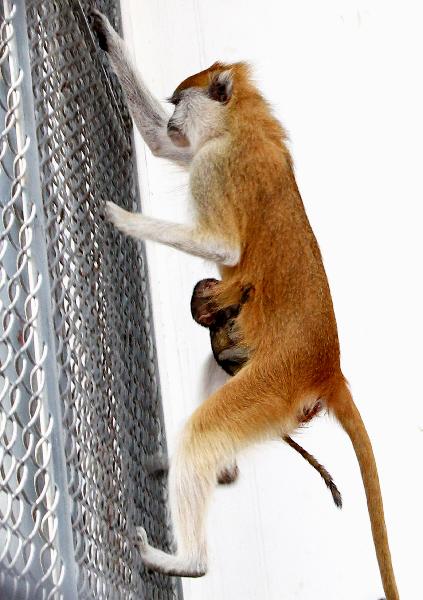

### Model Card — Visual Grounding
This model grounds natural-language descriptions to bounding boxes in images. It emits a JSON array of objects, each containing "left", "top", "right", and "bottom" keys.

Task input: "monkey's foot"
[
  {"left": 136, "top": 527, "right": 207, "bottom": 578},
  {"left": 144, "top": 453, "right": 169, "bottom": 475},
  {"left": 217, "top": 462, "right": 239, "bottom": 485}
]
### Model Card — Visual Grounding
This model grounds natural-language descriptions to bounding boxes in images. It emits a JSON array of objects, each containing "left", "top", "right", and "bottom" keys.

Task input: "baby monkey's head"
[{"left": 191, "top": 278, "right": 253, "bottom": 376}]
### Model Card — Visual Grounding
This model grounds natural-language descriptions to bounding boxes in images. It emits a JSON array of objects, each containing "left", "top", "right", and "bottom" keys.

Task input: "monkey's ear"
[{"left": 209, "top": 70, "right": 233, "bottom": 104}]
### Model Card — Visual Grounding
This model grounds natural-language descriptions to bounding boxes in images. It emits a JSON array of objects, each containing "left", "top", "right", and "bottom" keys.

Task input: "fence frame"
[{"left": 0, "top": 1, "right": 179, "bottom": 598}]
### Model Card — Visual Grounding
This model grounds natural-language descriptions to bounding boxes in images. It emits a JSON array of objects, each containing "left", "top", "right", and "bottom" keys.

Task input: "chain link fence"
[{"left": 0, "top": 1, "right": 180, "bottom": 598}]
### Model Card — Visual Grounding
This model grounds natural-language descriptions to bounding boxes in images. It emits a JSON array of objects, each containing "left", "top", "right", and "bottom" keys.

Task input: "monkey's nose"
[{"left": 167, "top": 122, "right": 179, "bottom": 134}]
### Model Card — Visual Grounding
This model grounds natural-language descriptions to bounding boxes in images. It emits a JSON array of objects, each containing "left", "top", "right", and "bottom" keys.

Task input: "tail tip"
[{"left": 328, "top": 481, "right": 343, "bottom": 509}]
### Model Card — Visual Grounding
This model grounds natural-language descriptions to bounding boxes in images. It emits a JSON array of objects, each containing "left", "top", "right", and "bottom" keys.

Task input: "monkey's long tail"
[
  {"left": 330, "top": 382, "right": 399, "bottom": 600},
  {"left": 283, "top": 435, "right": 342, "bottom": 508}
]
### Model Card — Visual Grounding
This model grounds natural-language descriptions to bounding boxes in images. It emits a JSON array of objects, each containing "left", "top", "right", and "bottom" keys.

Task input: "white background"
[{"left": 120, "top": 2, "right": 422, "bottom": 598}]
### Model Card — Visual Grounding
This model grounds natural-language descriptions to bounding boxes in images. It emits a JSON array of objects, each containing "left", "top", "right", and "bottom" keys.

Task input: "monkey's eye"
[{"left": 167, "top": 95, "right": 181, "bottom": 106}]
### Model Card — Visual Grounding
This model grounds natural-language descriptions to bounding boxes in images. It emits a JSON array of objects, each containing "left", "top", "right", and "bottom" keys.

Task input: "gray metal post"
[{"left": 1, "top": 1, "right": 79, "bottom": 598}]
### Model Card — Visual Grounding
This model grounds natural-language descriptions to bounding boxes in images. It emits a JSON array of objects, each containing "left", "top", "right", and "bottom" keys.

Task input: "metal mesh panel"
[{"left": 0, "top": 1, "right": 179, "bottom": 598}]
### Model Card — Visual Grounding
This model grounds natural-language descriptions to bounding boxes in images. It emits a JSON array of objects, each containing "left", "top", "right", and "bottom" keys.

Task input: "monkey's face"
[
  {"left": 191, "top": 278, "right": 253, "bottom": 376},
  {"left": 208, "top": 309, "right": 248, "bottom": 376},
  {"left": 167, "top": 64, "right": 234, "bottom": 151}
]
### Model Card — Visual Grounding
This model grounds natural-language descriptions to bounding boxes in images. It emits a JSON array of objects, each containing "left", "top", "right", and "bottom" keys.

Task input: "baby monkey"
[{"left": 191, "top": 278, "right": 342, "bottom": 508}]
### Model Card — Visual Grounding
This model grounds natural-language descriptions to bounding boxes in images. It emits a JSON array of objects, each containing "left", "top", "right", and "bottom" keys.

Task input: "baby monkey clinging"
[
  {"left": 191, "top": 277, "right": 342, "bottom": 507},
  {"left": 91, "top": 9, "right": 398, "bottom": 599}
]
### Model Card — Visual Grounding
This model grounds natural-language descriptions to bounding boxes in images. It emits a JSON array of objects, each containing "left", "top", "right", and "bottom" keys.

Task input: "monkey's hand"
[
  {"left": 89, "top": 8, "right": 116, "bottom": 53},
  {"left": 105, "top": 202, "right": 141, "bottom": 237},
  {"left": 105, "top": 200, "right": 188, "bottom": 249},
  {"left": 136, "top": 526, "right": 149, "bottom": 553}
]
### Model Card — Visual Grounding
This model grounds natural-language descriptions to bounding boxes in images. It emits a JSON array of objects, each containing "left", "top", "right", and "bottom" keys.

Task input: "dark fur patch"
[
  {"left": 90, "top": 10, "right": 109, "bottom": 52},
  {"left": 209, "top": 74, "right": 231, "bottom": 104},
  {"left": 217, "top": 464, "right": 239, "bottom": 485}
]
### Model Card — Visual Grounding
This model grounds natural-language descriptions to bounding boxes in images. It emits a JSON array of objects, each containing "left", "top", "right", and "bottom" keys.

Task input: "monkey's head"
[
  {"left": 190, "top": 278, "right": 253, "bottom": 328},
  {"left": 167, "top": 62, "right": 250, "bottom": 150},
  {"left": 191, "top": 278, "right": 253, "bottom": 375}
]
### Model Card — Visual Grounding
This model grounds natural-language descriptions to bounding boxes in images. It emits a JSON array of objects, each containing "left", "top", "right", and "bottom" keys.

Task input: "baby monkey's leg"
[{"left": 283, "top": 436, "right": 342, "bottom": 508}]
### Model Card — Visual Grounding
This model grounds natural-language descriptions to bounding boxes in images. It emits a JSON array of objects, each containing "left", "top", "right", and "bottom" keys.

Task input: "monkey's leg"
[
  {"left": 105, "top": 202, "right": 240, "bottom": 266},
  {"left": 137, "top": 365, "right": 291, "bottom": 577},
  {"left": 137, "top": 427, "right": 218, "bottom": 577},
  {"left": 90, "top": 9, "right": 192, "bottom": 165}
]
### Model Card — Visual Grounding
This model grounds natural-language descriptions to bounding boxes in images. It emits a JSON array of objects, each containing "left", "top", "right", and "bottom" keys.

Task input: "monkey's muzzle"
[{"left": 167, "top": 122, "right": 189, "bottom": 147}]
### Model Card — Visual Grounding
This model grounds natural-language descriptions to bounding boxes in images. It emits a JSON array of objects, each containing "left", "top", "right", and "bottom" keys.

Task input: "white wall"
[{"left": 121, "top": 2, "right": 422, "bottom": 598}]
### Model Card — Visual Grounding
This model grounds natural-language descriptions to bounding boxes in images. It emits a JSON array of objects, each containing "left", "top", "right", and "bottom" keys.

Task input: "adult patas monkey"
[{"left": 91, "top": 10, "right": 399, "bottom": 598}]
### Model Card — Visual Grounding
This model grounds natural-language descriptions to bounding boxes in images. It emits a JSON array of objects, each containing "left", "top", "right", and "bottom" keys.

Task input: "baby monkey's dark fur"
[{"left": 191, "top": 278, "right": 342, "bottom": 509}]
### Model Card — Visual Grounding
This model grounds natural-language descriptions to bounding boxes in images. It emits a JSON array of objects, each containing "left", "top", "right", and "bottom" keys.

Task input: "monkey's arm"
[
  {"left": 106, "top": 202, "right": 240, "bottom": 266},
  {"left": 90, "top": 10, "right": 193, "bottom": 166}
]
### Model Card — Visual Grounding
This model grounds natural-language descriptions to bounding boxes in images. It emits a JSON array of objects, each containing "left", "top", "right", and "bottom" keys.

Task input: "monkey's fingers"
[
  {"left": 136, "top": 526, "right": 149, "bottom": 551},
  {"left": 283, "top": 435, "right": 342, "bottom": 509},
  {"left": 89, "top": 8, "right": 112, "bottom": 52}
]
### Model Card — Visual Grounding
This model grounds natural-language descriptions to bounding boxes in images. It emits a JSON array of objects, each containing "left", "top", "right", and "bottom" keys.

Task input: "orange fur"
[
  {"left": 175, "top": 61, "right": 227, "bottom": 92},
  {"left": 179, "top": 63, "right": 399, "bottom": 598}
]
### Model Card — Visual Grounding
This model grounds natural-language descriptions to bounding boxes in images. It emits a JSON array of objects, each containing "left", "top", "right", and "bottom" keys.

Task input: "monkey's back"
[{"left": 218, "top": 131, "right": 342, "bottom": 395}]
